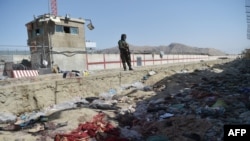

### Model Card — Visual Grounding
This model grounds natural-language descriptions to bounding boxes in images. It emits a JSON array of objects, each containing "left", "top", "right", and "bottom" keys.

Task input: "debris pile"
[
  {"left": 1, "top": 59, "right": 250, "bottom": 141},
  {"left": 54, "top": 112, "right": 129, "bottom": 141}
]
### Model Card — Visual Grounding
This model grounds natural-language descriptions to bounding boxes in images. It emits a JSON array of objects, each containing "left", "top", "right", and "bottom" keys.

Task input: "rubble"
[{"left": 1, "top": 59, "right": 250, "bottom": 140}]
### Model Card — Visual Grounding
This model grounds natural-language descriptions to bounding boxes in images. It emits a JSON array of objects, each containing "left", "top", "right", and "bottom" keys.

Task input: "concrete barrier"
[{"left": 12, "top": 70, "right": 39, "bottom": 78}]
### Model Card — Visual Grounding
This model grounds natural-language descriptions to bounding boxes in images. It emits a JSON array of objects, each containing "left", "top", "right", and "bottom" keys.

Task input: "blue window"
[
  {"left": 70, "top": 27, "right": 78, "bottom": 34},
  {"left": 55, "top": 25, "right": 78, "bottom": 34},
  {"left": 55, "top": 25, "right": 63, "bottom": 32}
]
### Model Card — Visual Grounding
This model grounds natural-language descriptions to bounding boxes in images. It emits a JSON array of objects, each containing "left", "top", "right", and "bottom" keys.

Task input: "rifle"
[{"left": 125, "top": 43, "right": 130, "bottom": 55}]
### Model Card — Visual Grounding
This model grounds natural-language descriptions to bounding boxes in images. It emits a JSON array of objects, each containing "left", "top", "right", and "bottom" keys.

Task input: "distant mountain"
[{"left": 96, "top": 43, "right": 227, "bottom": 56}]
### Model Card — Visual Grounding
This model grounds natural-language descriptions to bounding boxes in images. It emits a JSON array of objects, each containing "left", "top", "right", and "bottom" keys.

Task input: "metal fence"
[
  {"left": 0, "top": 50, "right": 30, "bottom": 55},
  {"left": 0, "top": 45, "right": 30, "bottom": 55}
]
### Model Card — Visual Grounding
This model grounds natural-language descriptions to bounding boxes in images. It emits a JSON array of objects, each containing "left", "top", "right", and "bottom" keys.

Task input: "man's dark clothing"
[{"left": 118, "top": 36, "right": 132, "bottom": 71}]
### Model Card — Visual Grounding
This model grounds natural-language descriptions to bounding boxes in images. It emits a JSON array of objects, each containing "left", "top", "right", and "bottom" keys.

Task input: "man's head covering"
[{"left": 121, "top": 34, "right": 126, "bottom": 40}]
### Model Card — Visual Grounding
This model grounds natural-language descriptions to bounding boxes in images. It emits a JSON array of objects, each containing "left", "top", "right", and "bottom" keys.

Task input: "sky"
[{"left": 0, "top": 0, "right": 249, "bottom": 54}]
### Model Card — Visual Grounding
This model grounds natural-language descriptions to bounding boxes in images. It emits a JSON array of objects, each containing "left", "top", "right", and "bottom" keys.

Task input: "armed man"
[{"left": 118, "top": 34, "right": 133, "bottom": 71}]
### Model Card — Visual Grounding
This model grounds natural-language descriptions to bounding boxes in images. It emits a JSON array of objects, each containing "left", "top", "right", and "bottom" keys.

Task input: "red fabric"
[{"left": 54, "top": 112, "right": 129, "bottom": 141}]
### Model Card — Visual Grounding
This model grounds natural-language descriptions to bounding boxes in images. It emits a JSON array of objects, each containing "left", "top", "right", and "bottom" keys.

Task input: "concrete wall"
[
  {"left": 52, "top": 47, "right": 86, "bottom": 71},
  {"left": 0, "top": 53, "right": 238, "bottom": 73},
  {"left": 30, "top": 48, "right": 50, "bottom": 69},
  {"left": 0, "top": 59, "right": 235, "bottom": 115},
  {"left": 86, "top": 54, "right": 238, "bottom": 71},
  {"left": 51, "top": 22, "right": 85, "bottom": 48}
]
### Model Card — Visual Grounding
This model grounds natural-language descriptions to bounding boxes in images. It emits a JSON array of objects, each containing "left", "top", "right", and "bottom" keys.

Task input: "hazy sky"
[{"left": 0, "top": 0, "right": 249, "bottom": 54}]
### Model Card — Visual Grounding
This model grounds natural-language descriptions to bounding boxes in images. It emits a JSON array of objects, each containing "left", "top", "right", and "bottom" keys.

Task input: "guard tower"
[{"left": 25, "top": 14, "right": 94, "bottom": 72}]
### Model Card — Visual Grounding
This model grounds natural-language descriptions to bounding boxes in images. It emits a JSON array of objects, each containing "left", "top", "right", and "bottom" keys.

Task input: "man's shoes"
[
  {"left": 124, "top": 68, "right": 127, "bottom": 71},
  {"left": 129, "top": 68, "right": 133, "bottom": 71}
]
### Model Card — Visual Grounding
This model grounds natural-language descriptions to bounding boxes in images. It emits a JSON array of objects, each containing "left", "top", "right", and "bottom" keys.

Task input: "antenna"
[
  {"left": 48, "top": 0, "right": 51, "bottom": 15},
  {"left": 246, "top": 0, "right": 250, "bottom": 39},
  {"left": 51, "top": 0, "right": 58, "bottom": 16}
]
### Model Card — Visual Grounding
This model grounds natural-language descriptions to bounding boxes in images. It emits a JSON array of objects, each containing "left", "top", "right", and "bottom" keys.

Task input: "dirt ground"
[{"left": 0, "top": 59, "right": 247, "bottom": 141}]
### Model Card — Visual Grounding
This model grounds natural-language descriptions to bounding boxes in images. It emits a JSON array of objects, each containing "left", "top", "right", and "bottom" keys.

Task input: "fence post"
[
  {"left": 153, "top": 55, "right": 154, "bottom": 65},
  {"left": 144, "top": 53, "right": 145, "bottom": 66},
  {"left": 133, "top": 54, "right": 135, "bottom": 67},
  {"left": 86, "top": 53, "right": 89, "bottom": 70},
  {"left": 167, "top": 55, "right": 168, "bottom": 64},
  {"left": 103, "top": 54, "right": 106, "bottom": 69}
]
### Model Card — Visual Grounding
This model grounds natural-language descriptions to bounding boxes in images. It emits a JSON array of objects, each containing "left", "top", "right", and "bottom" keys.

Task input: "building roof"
[{"left": 25, "top": 13, "right": 85, "bottom": 25}]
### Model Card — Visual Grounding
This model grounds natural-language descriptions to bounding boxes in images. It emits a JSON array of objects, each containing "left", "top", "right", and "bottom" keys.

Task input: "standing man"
[{"left": 118, "top": 34, "right": 133, "bottom": 71}]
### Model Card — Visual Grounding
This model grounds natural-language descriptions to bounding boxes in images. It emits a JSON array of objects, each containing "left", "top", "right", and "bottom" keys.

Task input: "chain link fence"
[{"left": 0, "top": 49, "right": 30, "bottom": 55}]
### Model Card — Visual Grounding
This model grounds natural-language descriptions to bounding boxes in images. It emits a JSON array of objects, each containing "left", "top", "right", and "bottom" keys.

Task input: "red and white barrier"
[{"left": 12, "top": 70, "right": 39, "bottom": 78}]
